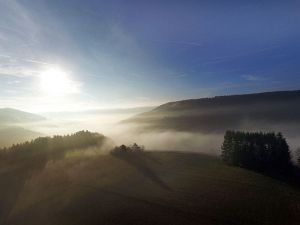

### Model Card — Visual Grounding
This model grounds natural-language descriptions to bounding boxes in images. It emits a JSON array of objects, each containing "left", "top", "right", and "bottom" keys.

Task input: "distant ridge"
[
  {"left": 123, "top": 90, "right": 300, "bottom": 134},
  {"left": 0, "top": 126, "right": 42, "bottom": 147},
  {"left": 0, "top": 108, "right": 45, "bottom": 147},
  {"left": 154, "top": 90, "right": 300, "bottom": 112},
  {"left": 0, "top": 108, "right": 45, "bottom": 124}
]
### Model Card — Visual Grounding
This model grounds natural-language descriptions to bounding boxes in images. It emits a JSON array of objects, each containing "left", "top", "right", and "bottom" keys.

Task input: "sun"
[{"left": 39, "top": 67, "right": 77, "bottom": 96}]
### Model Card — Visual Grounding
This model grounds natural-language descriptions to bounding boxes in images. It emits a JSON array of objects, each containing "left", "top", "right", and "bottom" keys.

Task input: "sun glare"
[{"left": 39, "top": 67, "right": 77, "bottom": 96}]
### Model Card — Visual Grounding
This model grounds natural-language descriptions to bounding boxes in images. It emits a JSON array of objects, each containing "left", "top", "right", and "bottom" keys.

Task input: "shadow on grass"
[
  {"left": 0, "top": 154, "right": 49, "bottom": 225},
  {"left": 113, "top": 152, "right": 172, "bottom": 191}
]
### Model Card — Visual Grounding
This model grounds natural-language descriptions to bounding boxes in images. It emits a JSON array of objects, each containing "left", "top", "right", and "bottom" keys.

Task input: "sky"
[{"left": 0, "top": 0, "right": 300, "bottom": 113}]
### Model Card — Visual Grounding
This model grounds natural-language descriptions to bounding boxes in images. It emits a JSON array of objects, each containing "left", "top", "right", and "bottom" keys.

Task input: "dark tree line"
[
  {"left": 0, "top": 130, "right": 108, "bottom": 161},
  {"left": 221, "top": 131, "right": 292, "bottom": 174}
]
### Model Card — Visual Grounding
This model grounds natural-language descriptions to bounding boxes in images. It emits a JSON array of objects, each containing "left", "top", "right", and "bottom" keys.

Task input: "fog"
[
  {"left": 10, "top": 115, "right": 300, "bottom": 159},
  {"left": 110, "top": 123, "right": 300, "bottom": 160},
  {"left": 2, "top": 106, "right": 300, "bottom": 160}
]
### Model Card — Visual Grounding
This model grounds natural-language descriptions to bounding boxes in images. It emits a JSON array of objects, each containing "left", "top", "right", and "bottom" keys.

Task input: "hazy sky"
[{"left": 1, "top": 0, "right": 300, "bottom": 112}]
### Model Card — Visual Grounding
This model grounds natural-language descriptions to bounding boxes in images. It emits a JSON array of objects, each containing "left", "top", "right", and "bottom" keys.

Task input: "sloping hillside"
[
  {"left": 0, "top": 126, "right": 41, "bottom": 147},
  {"left": 123, "top": 90, "right": 300, "bottom": 134},
  {"left": 0, "top": 108, "right": 46, "bottom": 147},
  {"left": 0, "top": 108, "right": 45, "bottom": 124},
  {"left": 1, "top": 150, "right": 300, "bottom": 225}
]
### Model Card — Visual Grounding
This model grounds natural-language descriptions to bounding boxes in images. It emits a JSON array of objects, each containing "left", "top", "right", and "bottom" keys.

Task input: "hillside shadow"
[
  {"left": 0, "top": 154, "right": 49, "bottom": 225},
  {"left": 113, "top": 153, "right": 171, "bottom": 191}
]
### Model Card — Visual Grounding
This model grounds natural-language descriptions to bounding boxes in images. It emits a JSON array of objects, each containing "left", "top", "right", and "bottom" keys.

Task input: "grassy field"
[{"left": 1, "top": 150, "right": 300, "bottom": 225}]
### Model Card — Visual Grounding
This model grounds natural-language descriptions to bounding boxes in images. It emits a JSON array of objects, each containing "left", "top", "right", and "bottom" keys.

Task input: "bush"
[{"left": 111, "top": 143, "right": 145, "bottom": 155}]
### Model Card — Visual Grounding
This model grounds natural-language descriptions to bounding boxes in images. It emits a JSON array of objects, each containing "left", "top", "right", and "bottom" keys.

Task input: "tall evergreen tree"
[{"left": 221, "top": 131, "right": 234, "bottom": 163}]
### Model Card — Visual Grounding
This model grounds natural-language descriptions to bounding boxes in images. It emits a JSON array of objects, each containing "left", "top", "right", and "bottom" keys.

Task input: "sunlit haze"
[
  {"left": 1, "top": 0, "right": 300, "bottom": 113},
  {"left": 1, "top": 2, "right": 300, "bottom": 224},
  {"left": 39, "top": 67, "right": 79, "bottom": 96}
]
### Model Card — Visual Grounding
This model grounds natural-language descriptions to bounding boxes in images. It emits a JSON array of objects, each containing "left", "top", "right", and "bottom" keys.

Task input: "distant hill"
[
  {"left": 42, "top": 106, "right": 154, "bottom": 121},
  {"left": 0, "top": 108, "right": 45, "bottom": 124},
  {"left": 0, "top": 108, "right": 45, "bottom": 147},
  {"left": 123, "top": 90, "right": 300, "bottom": 134},
  {"left": 1, "top": 151, "right": 300, "bottom": 225},
  {"left": 0, "top": 126, "right": 42, "bottom": 147}
]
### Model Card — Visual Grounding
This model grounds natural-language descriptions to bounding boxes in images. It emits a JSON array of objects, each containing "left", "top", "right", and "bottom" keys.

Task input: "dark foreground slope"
[
  {"left": 2, "top": 151, "right": 300, "bottom": 225},
  {"left": 123, "top": 90, "right": 300, "bottom": 134}
]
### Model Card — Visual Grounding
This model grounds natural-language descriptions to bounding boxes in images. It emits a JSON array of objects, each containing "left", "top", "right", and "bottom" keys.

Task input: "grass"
[{"left": 1, "top": 150, "right": 300, "bottom": 225}]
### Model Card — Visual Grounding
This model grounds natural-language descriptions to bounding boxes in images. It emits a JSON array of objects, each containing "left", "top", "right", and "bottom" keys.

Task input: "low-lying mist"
[
  {"left": 2, "top": 108, "right": 300, "bottom": 160},
  {"left": 108, "top": 124, "right": 223, "bottom": 155},
  {"left": 109, "top": 123, "right": 300, "bottom": 158}
]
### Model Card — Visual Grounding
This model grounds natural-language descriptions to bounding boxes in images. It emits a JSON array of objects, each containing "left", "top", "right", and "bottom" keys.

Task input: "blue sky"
[{"left": 0, "top": 0, "right": 300, "bottom": 112}]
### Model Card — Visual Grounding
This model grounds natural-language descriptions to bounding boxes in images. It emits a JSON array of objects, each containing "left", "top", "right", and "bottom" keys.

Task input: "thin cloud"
[
  {"left": 152, "top": 40, "right": 203, "bottom": 47},
  {"left": 0, "top": 57, "right": 42, "bottom": 78},
  {"left": 23, "top": 59, "right": 54, "bottom": 66},
  {"left": 198, "top": 45, "right": 281, "bottom": 65},
  {"left": 242, "top": 75, "right": 267, "bottom": 81}
]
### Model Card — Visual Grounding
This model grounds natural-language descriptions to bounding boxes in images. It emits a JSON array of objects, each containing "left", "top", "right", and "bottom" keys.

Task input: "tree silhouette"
[
  {"left": 221, "top": 131, "right": 292, "bottom": 175},
  {"left": 111, "top": 143, "right": 145, "bottom": 155}
]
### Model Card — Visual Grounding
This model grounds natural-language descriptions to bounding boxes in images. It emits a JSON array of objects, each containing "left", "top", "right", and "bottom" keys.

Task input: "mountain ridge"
[
  {"left": 123, "top": 90, "right": 300, "bottom": 135},
  {"left": 0, "top": 108, "right": 45, "bottom": 124},
  {"left": 153, "top": 90, "right": 300, "bottom": 112}
]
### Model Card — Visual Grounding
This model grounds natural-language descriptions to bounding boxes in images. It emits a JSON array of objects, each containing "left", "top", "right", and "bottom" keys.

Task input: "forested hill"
[
  {"left": 154, "top": 90, "right": 300, "bottom": 112},
  {"left": 123, "top": 90, "right": 300, "bottom": 134}
]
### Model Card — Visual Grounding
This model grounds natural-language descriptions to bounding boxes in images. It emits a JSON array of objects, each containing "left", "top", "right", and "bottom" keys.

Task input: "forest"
[{"left": 221, "top": 131, "right": 293, "bottom": 177}]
